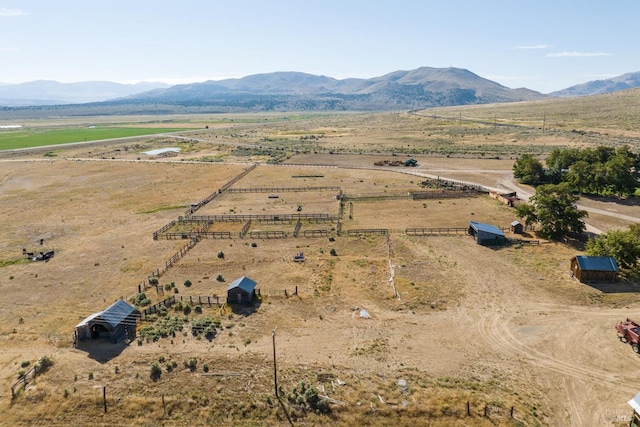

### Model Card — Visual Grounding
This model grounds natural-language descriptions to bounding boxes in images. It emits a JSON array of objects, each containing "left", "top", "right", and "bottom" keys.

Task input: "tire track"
[{"left": 477, "top": 309, "right": 637, "bottom": 395}]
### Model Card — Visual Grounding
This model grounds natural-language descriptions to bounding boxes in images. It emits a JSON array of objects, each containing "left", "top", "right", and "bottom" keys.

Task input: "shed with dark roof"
[
  {"left": 570, "top": 255, "right": 619, "bottom": 283},
  {"left": 468, "top": 221, "right": 506, "bottom": 246},
  {"left": 227, "top": 276, "right": 257, "bottom": 305},
  {"left": 74, "top": 299, "right": 139, "bottom": 343}
]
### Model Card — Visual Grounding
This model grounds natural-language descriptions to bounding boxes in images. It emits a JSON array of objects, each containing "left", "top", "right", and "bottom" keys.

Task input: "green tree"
[
  {"left": 605, "top": 154, "right": 637, "bottom": 196},
  {"left": 585, "top": 229, "right": 640, "bottom": 269},
  {"left": 515, "top": 203, "right": 537, "bottom": 231},
  {"left": 565, "top": 160, "right": 591, "bottom": 194},
  {"left": 513, "top": 154, "right": 545, "bottom": 185},
  {"left": 529, "top": 183, "right": 588, "bottom": 240},
  {"left": 545, "top": 148, "right": 579, "bottom": 183}
]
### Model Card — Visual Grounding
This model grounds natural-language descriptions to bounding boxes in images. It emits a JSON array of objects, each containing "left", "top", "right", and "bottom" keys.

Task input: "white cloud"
[
  {"left": 0, "top": 7, "right": 28, "bottom": 16},
  {"left": 546, "top": 51, "right": 612, "bottom": 58},
  {"left": 0, "top": 47, "right": 18, "bottom": 52},
  {"left": 514, "top": 44, "right": 549, "bottom": 50}
]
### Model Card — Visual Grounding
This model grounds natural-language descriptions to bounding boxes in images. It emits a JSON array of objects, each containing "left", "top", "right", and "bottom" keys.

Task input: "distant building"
[
  {"left": 227, "top": 276, "right": 257, "bottom": 305},
  {"left": 510, "top": 220, "right": 524, "bottom": 234},
  {"left": 468, "top": 221, "right": 506, "bottom": 246},
  {"left": 74, "top": 299, "right": 139, "bottom": 343},
  {"left": 570, "top": 256, "right": 619, "bottom": 283}
]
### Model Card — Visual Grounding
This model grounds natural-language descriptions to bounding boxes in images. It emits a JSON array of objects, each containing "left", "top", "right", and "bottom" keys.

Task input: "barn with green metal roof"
[
  {"left": 74, "top": 299, "right": 139, "bottom": 343},
  {"left": 227, "top": 276, "right": 258, "bottom": 305},
  {"left": 570, "top": 255, "right": 619, "bottom": 283},
  {"left": 468, "top": 221, "right": 507, "bottom": 246}
]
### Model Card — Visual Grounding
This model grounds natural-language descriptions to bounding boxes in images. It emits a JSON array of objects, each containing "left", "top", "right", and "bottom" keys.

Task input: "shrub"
[
  {"left": 20, "top": 360, "right": 30, "bottom": 369},
  {"left": 37, "top": 356, "right": 54, "bottom": 373},
  {"left": 329, "top": 248, "right": 337, "bottom": 256},
  {"left": 149, "top": 277, "right": 159, "bottom": 285},
  {"left": 251, "top": 242, "right": 257, "bottom": 248},
  {"left": 217, "top": 251, "right": 225, "bottom": 259},
  {"left": 131, "top": 292, "right": 151, "bottom": 307},
  {"left": 150, "top": 362, "right": 162, "bottom": 380},
  {"left": 187, "top": 358, "right": 197, "bottom": 372},
  {"left": 216, "top": 274, "right": 225, "bottom": 282},
  {"left": 184, "top": 279, "right": 192, "bottom": 287}
]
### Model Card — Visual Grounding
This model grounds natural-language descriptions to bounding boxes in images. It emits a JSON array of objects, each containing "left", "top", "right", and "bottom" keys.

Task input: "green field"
[{"left": 0, "top": 126, "right": 189, "bottom": 150}]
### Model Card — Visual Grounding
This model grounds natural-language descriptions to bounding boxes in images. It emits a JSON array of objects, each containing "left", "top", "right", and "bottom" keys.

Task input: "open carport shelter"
[
  {"left": 570, "top": 255, "right": 619, "bottom": 283},
  {"left": 74, "top": 299, "right": 139, "bottom": 343},
  {"left": 227, "top": 276, "right": 257, "bottom": 305},
  {"left": 468, "top": 221, "right": 506, "bottom": 246}
]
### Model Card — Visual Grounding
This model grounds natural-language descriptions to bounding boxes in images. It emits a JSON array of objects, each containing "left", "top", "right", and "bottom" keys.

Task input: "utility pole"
[
  {"left": 542, "top": 112, "right": 546, "bottom": 133},
  {"left": 272, "top": 327, "right": 278, "bottom": 398}
]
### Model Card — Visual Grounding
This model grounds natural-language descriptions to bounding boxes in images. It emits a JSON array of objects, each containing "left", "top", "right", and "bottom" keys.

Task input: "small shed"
[
  {"left": 75, "top": 299, "right": 139, "bottom": 343},
  {"left": 628, "top": 392, "right": 640, "bottom": 426},
  {"left": 227, "top": 276, "right": 257, "bottom": 305},
  {"left": 510, "top": 220, "right": 524, "bottom": 234},
  {"left": 468, "top": 221, "right": 506, "bottom": 246},
  {"left": 570, "top": 255, "right": 619, "bottom": 283}
]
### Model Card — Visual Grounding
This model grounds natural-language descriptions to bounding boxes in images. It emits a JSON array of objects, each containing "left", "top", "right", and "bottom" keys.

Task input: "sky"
[{"left": 1, "top": 1, "right": 640, "bottom": 94}]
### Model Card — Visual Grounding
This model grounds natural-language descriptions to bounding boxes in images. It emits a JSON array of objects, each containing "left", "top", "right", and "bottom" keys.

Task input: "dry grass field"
[{"left": 2, "top": 104, "right": 640, "bottom": 426}]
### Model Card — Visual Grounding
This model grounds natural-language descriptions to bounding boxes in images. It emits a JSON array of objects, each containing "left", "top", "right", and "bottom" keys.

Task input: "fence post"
[
  {"left": 467, "top": 401, "right": 470, "bottom": 416},
  {"left": 103, "top": 386, "right": 107, "bottom": 413},
  {"left": 484, "top": 404, "right": 488, "bottom": 417},
  {"left": 510, "top": 406, "right": 514, "bottom": 418}
]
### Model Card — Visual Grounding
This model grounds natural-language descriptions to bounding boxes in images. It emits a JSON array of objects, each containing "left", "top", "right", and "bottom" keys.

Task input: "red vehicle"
[{"left": 616, "top": 318, "right": 640, "bottom": 354}]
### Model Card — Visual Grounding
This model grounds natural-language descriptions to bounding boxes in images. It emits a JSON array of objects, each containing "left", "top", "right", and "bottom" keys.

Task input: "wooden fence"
[
  {"left": 342, "top": 192, "right": 409, "bottom": 202},
  {"left": 140, "top": 296, "right": 177, "bottom": 320},
  {"left": 347, "top": 229, "right": 389, "bottom": 236},
  {"left": 249, "top": 230, "right": 287, "bottom": 239},
  {"left": 228, "top": 186, "right": 340, "bottom": 193},
  {"left": 165, "top": 231, "right": 232, "bottom": 240},
  {"left": 219, "top": 163, "right": 257, "bottom": 193},
  {"left": 303, "top": 229, "right": 328, "bottom": 237},
  {"left": 153, "top": 220, "right": 177, "bottom": 240},
  {"left": 184, "top": 163, "right": 257, "bottom": 216},
  {"left": 293, "top": 219, "right": 302, "bottom": 237},
  {"left": 419, "top": 177, "right": 489, "bottom": 193},
  {"left": 409, "top": 190, "right": 483, "bottom": 200},
  {"left": 191, "top": 213, "right": 337, "bottom": 222},
  {"left": 239, "top": 220, "right": 251, "bottom": 238},
  {"left": 177, "top": 295, "right": 222, "bottom": 307},
  {"left": 406, "top": 227, "right": 469, "bottom": 236},
  {"left": 11, "top": 364, "right": 40, "bottom": 399},
  {"left": 507, "top": 238, "right": 540, "bottom": 245}
]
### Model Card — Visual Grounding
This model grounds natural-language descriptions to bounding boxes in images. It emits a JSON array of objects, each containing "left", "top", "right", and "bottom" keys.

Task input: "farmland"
[
  {"left": 0, "top": 126, "right": 192, "bottom": 150},
  {"left": 1, "top": 97, "right": 640, "bottom": 426}
]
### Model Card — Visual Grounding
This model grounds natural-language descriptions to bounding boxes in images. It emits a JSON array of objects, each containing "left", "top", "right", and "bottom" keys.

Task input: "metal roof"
[
  {"left": 76, "top": 299, "right": 136, "bottom": 328},
  {"left": 574, "top": 255, "right": 619, "bottom": 272},
  {"left": 469, "top": 221, "right": 505, "bottom": 237},
  {"left": 629, "top": 392, "right": 640, "bottom": 413},
  {"left": 227, "top": 276, "right": 257, "bottom": 293}
]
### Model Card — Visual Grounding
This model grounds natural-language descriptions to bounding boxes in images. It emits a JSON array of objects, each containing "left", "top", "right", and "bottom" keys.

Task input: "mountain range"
[
  {"left": 0, "top": 80, "right": 169, "bottom": 106},
  {"left": 1, "top": 67, "right": 640, "bottom": 111}
]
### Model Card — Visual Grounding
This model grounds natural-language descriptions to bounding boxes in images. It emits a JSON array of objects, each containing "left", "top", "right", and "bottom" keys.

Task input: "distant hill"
[
  {"left": 0, "top": 80, "right": 170, "bottom": 106},
  {"left": 117, "top": 67, "right": 549, "bottom": 111},
  {"left": 550, "top": 71, "right": 640, "bottom": 97}
]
